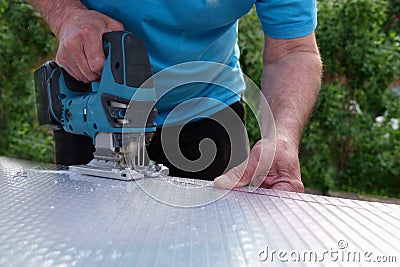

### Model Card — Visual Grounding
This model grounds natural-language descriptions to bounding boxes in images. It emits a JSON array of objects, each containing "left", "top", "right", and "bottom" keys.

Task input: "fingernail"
[{"left": 214, "top": 175, "right": 235, "bottom": 189}]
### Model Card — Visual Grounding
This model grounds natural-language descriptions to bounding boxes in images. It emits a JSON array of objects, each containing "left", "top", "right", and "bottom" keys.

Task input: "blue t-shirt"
[{"left": 81, "top": 0, "right": 317, "bottom": 126}]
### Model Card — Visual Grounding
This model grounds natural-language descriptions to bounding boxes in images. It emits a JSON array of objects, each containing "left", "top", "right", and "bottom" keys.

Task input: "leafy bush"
[
  {"left": 301, "top": 0, "right": 400, "bottom": 196},
  {"left": 301, "top": 84, "right": 400, "bottom": 196},
  {"left": 238, "top": 8, "right": 263, "bottom": 147},
  {"left": 238, "top": 8, "right": 264, "bottom": 87},
  {"left": 0, "top": 1, "right": 55, "bottom": 162}
]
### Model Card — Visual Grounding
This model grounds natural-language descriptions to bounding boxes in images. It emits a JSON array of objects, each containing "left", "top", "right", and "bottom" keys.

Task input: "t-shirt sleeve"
[{"left": 255, "top": 0, "right": 317, "bottom": 39}]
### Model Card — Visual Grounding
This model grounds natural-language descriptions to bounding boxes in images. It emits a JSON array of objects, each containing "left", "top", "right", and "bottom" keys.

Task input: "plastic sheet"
[{"left": 0, "top": 156, "right": 399, "bottom": 266}]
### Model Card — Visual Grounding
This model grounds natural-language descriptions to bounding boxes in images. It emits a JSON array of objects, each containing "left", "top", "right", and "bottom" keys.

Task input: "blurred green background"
[{"left": 1, "top": 0, "right": 399, "bottom": 197}]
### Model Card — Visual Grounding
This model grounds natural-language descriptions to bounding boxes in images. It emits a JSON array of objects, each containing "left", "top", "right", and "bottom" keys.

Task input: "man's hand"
[
  {"left": 55, "top": 10, "right": 124, "bottom": 83},
  {"left": 214, "top": 33, "right": 322, "bottom": 192},
  {"left": 27, "top": 0, "right": 124, "bottom": 83},
  {"left": 214, "top": 137, "right": 304, "bottom": 192}
]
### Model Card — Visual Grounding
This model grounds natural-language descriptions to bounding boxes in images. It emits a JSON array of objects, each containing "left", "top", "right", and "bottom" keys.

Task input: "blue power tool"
[{"left": 34, "top": 31, "right": 166, "bottom": 180}]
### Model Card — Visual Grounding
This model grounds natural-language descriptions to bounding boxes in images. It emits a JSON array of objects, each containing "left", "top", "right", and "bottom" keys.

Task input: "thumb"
[
  {"left": 214, "top": 139, "right": 274, "bottom": 190},
  {"left": 213, "top": 158, "right": 254, "bottom": 190}
]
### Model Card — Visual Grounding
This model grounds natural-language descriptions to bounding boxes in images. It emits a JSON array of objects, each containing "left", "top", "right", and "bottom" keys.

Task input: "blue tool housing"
[{"left": 35, "top": 31, "right": 157, "bottom": 146}]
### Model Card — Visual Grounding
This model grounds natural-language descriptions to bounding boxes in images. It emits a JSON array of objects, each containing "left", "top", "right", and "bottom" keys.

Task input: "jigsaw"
[{"left": 34, "top": 31, "right": 168, "bottom": 180}]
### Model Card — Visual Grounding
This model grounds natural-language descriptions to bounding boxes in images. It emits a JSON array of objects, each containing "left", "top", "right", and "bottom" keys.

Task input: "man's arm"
[
  {"left": 27, "top": 0, "right": 124, "bottom": 82},
  {"left": 259, "top": 33, "right": 322, "bottom": 191},
  {"left": 214, "top": 33, "right": 322, "bottom": 192},
  {"left": 27, "top": 1, "right": 87, "bottom": 37},
  {"left": 262, "top": 33, "right": 321, "bottom": 149}
]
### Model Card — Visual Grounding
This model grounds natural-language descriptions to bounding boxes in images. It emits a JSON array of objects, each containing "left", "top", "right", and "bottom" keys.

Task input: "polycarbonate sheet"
[{"left": 0, "top": 156, "right": 399, "bottom": 266}]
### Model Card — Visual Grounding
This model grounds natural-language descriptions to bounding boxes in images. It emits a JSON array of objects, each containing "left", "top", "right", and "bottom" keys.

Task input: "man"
[{"left": 28, "top": 0, "right": 322, "bottom": 192}]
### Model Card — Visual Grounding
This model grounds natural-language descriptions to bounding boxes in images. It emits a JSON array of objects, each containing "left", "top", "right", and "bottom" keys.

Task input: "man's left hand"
[{"left": 213, "top": 137, "right": 304, "bottom": 193}]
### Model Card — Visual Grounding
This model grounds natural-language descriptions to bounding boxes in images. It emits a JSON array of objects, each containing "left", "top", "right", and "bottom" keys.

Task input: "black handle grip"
[{"left": 102, "top": 31, "right": 153, "bottom": 88}]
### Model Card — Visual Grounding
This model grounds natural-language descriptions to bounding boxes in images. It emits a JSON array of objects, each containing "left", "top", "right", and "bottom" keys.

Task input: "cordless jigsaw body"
[{"left": 34, "top": 31, "right": 167, "bottom": 180}]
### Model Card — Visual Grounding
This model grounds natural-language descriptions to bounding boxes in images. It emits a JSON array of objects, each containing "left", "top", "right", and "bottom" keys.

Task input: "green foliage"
[
  {"left": 317, "top": 0, "right": 400, "bottom": 113},
  {"left": 238, "top": 8, "right": 264, "bottom": 88},
  {"left": 301, "top": 84, "right": 400, "bottom": 196},
  {"left": 301, "top": 0, "right": 400, "bottom": 196},
  {"left": 345, "top": 99, "right": 400, "bottom": 196},
  {"left": 383, "top": 0, "right": 400, "bottom": 36},
  {"left": 0, "top": 0, "right": 55, "bottom": 162},
  {"left": 300, "top": 84, "right": 346, "bottom": 194},
  {"left": 239, "top": 8, "right": 263, "bottom": 147}
]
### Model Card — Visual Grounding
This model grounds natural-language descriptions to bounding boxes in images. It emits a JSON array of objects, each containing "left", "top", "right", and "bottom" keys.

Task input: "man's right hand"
[{"left": 55, "top": 9, "right": 124, "bottom": 83}]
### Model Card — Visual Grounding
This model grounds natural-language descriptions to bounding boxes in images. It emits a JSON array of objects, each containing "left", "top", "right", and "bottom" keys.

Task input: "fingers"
[
  {"left": 214, "top": 139, "right": 274, "bottom": 190},
  {"left": 57, "top": 37, "right": 101, "bottom": 83},
  {"left": 214, "top": 138, "right": 304, "bottom": 193},
  {"left": 83, "top": 41, "right": 105, "bottom": 78},
  {"left": 83, "top": 19, "right": 124, "bottom": 77},
  {"left": 55, "top": 10, "right": 124, "bottom": 82},
  {"left": 261, "top": 141, "right": 303, "bottom": 192},
  {"left": 213, "top": 159, "right": 253, "bottom": 189}
]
